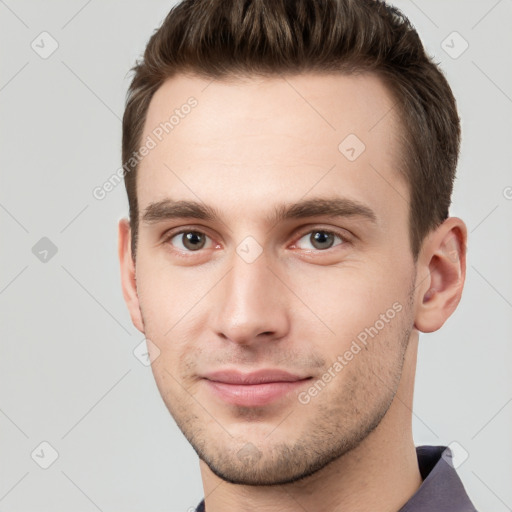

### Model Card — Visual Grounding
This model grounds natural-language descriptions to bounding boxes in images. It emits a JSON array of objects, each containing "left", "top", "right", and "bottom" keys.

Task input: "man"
[{"left": 118, "top": 0, "right": 478, "bottom": 510}]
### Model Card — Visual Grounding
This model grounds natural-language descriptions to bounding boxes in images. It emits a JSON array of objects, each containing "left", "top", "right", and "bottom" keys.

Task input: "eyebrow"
[{"left": 141, "top": 197, "right": 377, "bottom": 226}]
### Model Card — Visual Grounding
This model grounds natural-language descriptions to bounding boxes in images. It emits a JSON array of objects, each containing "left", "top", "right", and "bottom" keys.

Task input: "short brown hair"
[{"left": 122, "top": 0, "right": 461, "bottom": 261}]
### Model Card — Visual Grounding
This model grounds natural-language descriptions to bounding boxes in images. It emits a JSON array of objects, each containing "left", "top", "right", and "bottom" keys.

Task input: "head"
[{"left": 119, "top": 0, "right": 466, "bottom": 486}]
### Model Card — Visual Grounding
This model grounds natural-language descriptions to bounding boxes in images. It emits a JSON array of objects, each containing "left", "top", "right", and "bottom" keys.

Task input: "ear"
[
  {"left": 118, "top": 218, "right": 145, "bottom": 333},
  {"left": 413, "top": 217, "right": 467, "bottom": 333}
]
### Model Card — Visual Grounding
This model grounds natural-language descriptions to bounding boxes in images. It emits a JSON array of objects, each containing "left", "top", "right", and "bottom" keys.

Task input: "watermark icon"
[
  {"left": 298, "top": 301, "right": 403, "bottom": 405},
  {"left": 442, "top": 441, "right": 469, "bottom": 469},
  {"left": 133, "top": 338, "right": 161, "bottom": 366},
  {"left": 32, "top": 237, "right": 58, "bottom": 263},
  {"left": 237, "top": 442, "right": 262, "bottom": 464},
  {"left": 338, "top": 133, "right": 366, "bottom": 162},
  {"left": 441, "top": 31, "right": 469, "bottom": 60},
  {"left": 31, "top": 441, "right": 59, "bottom": 469},
  {"left": 31, "top": 31, "right": 59, "bottom": 59},
  {"left": 92, "top": 96, "right": 198, "bottom": 200},
  {"left": 503, "top": 186, "right": 512, "bottom": 200},
  {"left": 236, "top": 236, "right": 263, "bottom": 263}
]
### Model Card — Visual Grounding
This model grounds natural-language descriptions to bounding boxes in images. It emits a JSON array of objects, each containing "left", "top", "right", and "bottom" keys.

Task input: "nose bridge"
[{"left": 212, "top": 246, "right": 289, "bottom": 344}]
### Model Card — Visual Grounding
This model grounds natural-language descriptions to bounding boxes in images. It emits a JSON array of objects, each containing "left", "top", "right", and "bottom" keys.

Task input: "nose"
[{"left": 211, "top": 250, "right": 290, "bottom": 347}]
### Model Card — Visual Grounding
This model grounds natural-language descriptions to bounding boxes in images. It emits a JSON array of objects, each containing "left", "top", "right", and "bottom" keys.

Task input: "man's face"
[{"left": 125, "top": 72, "right": 418, "bottom": 485}]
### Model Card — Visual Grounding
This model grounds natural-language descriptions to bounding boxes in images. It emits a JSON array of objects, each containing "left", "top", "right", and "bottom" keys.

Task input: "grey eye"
[{"left": 296, "top": 230, "right": 343, "bottom": 250}]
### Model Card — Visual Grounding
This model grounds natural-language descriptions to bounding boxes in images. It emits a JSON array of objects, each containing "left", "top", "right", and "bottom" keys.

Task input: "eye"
[
  {"left": 166, "top": 230, "right": 214, "bottom": 252},
  {"left": 294, "top": 229, "right": 346, "bottom": 251}
]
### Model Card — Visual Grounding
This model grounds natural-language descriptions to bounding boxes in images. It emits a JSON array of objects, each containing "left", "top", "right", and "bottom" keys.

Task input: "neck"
[{"left": 199, "top": 332, "right": 422, "bottom": 512}]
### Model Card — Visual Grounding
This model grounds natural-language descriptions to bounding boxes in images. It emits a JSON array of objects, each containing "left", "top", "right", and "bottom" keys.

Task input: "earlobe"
[
  {"left": 118, "top": 218, "right": 145, "bottom": 333},
  {"left": 414, "top": 217, "right": 467, "bottom": 333}
]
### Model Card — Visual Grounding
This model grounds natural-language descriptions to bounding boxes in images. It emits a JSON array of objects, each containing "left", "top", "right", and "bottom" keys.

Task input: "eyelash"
[{"left": 162, "top": 226, "right": 351, "bottom": 255}]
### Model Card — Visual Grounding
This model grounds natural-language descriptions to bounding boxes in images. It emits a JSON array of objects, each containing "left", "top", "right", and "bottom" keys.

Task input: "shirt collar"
[{"left": 397, "top": 445, "right": 478, "bottom": 511}]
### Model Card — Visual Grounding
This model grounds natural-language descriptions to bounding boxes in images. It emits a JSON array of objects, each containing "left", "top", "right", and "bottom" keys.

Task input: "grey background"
[{"left": 1, "top": 1, "right": 511, "bottom": 511}]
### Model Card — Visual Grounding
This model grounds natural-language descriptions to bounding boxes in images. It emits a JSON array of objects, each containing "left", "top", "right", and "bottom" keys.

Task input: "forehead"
[{"left": 137, "top": 72, "right": 408, "bottom": 228}]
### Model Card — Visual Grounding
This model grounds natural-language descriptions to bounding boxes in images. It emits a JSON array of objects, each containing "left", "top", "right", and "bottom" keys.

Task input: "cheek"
[
  {"left": 135, "top": 254, "right": 210, "bottom": 334},
  {"left": 288, "top": 262, "right": 406, "bottom": 340}
]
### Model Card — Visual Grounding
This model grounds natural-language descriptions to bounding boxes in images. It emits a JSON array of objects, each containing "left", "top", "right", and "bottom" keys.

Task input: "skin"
[{"left": 118, "top": 72, "right": 467, "bottom": 512}]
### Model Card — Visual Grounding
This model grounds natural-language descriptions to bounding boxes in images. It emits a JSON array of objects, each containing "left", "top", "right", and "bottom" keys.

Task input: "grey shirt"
[{"left": 194, "top": 445, "right": 478, "bottom": 511}]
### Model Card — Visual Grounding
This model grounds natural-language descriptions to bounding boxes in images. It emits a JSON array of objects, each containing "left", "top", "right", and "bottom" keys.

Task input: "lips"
[{"left": 201, "top": 369, "right": 311, "bottom": 406}]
